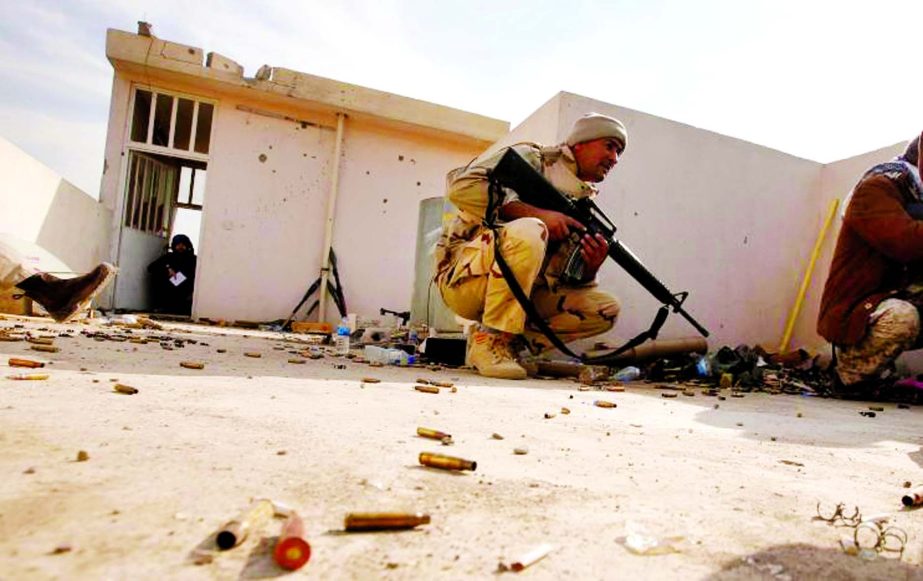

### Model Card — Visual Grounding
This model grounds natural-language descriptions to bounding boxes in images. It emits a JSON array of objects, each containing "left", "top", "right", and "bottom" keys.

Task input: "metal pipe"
[{"left": 318, "top": 113, "right": 346, "bottom": 322}]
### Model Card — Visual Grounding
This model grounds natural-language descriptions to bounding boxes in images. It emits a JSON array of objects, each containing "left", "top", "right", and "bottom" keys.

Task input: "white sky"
[{"left": 2, "top": 0, "right": 923, "bottom": 196}]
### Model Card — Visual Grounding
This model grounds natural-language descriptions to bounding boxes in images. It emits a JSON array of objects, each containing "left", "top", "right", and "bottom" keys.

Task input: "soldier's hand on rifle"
[
  {"left": 580, "top": 232, "right": 609, "bottom": 275},
  {"left": 537, "top": 209, "right": 585, "bottom": 242}
]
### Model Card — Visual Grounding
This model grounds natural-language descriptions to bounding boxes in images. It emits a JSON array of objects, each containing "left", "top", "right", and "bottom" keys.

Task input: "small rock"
[
  {"left": 736, "top": 422, "right": 743, "bottom": 427},
  {"left": 277, "top": 450, "right": 287, "bottom": 455},
  {"left": 23, "top": 466, "right": 35, "bottom": 474},
  {"left": 797, "top": 412, "right": 803, "bottom": 418},
  {"left": 76, "top": 450, "right": 89, "bottom": 462},
  {"left": 904, "top": 481, "right": 912, "bottom": 488}
]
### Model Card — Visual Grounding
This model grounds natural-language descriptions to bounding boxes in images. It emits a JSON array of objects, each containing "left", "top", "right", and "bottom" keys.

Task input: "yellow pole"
[{"left": 778, "top": 198, "right": 840, "bottom": 354}]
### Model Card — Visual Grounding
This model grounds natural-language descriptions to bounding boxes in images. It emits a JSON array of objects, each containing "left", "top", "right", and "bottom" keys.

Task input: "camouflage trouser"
[
  {"left": 835, "top": 298, "right": 921, "bottom": 385},
  {"left": 438, "top": 218, "right": 620, "bottom": 352}
]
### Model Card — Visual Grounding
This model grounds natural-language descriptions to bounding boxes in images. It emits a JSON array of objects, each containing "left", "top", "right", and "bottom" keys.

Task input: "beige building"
[{"left": 0, "top": 26, "right": 913, "bottom": 358}]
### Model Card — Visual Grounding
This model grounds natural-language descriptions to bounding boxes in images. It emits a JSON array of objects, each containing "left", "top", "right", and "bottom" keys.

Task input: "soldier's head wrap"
[{"left": 565, "top": 113, "right": 627, "bottom": 153}]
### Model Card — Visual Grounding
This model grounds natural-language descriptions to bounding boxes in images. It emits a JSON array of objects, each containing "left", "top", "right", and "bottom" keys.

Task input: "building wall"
[
  {"left": 0, "top": 136, "right": 111, "bottom": 273},
  {"left": 174, "top": 93, "right": 484, "bottom": 322}
]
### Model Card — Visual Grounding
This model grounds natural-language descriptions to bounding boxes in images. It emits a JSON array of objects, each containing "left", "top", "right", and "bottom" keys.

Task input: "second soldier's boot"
[
  {"left": 466, "top": 328, "right": 527, "bottom": 380},
  {"left": 14, "top": 263, "right": 117, "bottom": 322}
]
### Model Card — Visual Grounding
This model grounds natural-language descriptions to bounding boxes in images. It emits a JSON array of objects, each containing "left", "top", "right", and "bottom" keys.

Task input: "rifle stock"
[{"left": 490, "top": 148, "right": 709, "bottom": 338}]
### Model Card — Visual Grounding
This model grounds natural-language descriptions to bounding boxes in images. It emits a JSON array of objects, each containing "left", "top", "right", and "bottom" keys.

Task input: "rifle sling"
[{"left": 486, "top": 177, "right": 668, "bottom": 364}]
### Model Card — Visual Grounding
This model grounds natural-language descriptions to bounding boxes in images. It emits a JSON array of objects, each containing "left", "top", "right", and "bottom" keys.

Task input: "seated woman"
[{"left": 147, "top": 234, "right": 197, "bottom": 315}]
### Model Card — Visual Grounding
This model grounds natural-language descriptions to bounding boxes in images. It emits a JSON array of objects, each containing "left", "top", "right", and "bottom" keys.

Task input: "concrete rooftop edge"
[{"left": 105, "top": 28, "right": 510, "bottom": 146}]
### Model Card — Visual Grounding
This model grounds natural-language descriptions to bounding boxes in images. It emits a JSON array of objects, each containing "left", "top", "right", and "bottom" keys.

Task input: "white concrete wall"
[
  {"left": 190, "top": 99, "right": 481, "bottom": 322},
  {"left": 0, "top": 136, "right": 110, "bottom": 273}
]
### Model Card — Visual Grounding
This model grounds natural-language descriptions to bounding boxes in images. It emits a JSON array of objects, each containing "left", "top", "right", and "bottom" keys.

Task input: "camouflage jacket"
[{"left": 434, "top": 142, "right": 598, "bottom": 291}]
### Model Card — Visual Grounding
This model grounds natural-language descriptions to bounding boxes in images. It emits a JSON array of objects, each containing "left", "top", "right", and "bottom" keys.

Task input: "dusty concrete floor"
[{"left": 1, "top": 315, "right": 923, "bottom": 580}]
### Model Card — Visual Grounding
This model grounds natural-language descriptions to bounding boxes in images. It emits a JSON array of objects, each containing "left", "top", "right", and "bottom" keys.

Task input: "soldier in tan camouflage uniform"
[{"left": 435, "top": 113, "right": 626, "bottom": 379}]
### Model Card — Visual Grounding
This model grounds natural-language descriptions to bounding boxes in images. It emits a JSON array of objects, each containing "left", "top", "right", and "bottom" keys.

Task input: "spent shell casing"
[
  {"left": 273, "top": 513, "right": 311, "bottom": 570},
  {"left": 30, "top": 345, "right": 59, "bottom": 353},
  {"left": 414, "top": 385, "right": 440, "bottom": 394},
  {"left": 180, "top": 361, "right": 205, "bottom": 369},
  {"left": 27, "top": 337, "right": 54, "bottom": 345},
  {"left": 344, "top": 512, "right": 431, "bottom": 531},
  {"left": 8, "top": 373, "right": 50, "bottom": 380},
  {"left": 419, "top": 452, "right": 476, "bottom": 471},
  {"left": 9, "top": 358, "right": 44, "bottom": 368},
  {"left": 113, "top": 384, "right": 139, "bottom": 395},
  {"left": 902, "top": 486, "right": 923, "bottom": 507},
  {"left": 594, "top": 400, "right": 617, "bottom": 408},
  {"left": 216, "top": 499, "right": 274, "bottom": 550},
  {"left": 417, "top": 427, "right": 451, "bottom": 440}
]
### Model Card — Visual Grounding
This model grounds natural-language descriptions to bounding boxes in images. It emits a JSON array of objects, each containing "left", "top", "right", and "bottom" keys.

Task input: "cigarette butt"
[
  {"left": 419, "top": 452, "right": 476, "bottom": 471},
  {"left": 510, "top": 543, "right": 554, "bottom": 571},
  {"left": 273, "top": 513, "right": 311, "bottom": 570},
  {"left": 244, "top": 352, "right": 261, "bottom": 358},
  {"left": 8, "top": 373, "right": 50, "bottom": 380},
  {"left": 9, "top": 358, "right": 44, "bottom": 368},
  {"left": 31, "top": 345, "right": 59, "bottom": 353},
  {"left": 344, "top": 512, "right": 430, "bottom": 531},
  {"left": 216, "top": 499, "right": 274, "bottom": 550},
  {"left": 902, "top": 486, "right": 923, "bottom": 507},
  {"left": 417, "top": 427, "right": 451, "bottom": 440},
  {"left": 415, "top": 385, "right": 440, "bottom": 394},
  {"left": 180, "top": 361, "right": 205, "bottom": 369},
  {"left": 113, "top": 384, "right": 139, "bottom": 395},
  {"left": 594, "top": 400, "right": 617, "bottom": 409}
]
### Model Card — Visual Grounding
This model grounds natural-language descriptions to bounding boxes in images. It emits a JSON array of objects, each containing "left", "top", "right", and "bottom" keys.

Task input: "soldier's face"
[{"left": 573, "top": 138, "right": 621, "bottom": 182}]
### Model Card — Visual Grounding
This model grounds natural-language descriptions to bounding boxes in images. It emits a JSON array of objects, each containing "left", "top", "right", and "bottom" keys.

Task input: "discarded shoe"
[
  {"left": 15, "top": 263, "right": 117, "bottom": 322},
  {"left": 467, "top": 330, "right": 527, "bottom": 380}
]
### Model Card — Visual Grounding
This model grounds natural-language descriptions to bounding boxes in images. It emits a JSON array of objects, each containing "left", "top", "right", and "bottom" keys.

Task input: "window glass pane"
[
  {"left": 152, "top": 93, "right": 173, "bottom": 147},
  {"left": 191, "top": 169, "right": 207, "bottom": 206},
  {"left": 131, "top": 90, "right": 152, "bottom": 143},
  {"left": 174, "top": 98, "right": 194, "bottom": 150},
  {"left": 178, "top": 166, "right": 193, "bottom": 205},
  {"left": 194, "top": 102, "right": 213, "bottom": 154}
]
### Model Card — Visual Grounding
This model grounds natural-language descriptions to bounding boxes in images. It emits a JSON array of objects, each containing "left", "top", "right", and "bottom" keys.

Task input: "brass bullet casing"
[
  {"left": 417, "top": 427, "right": 451, "bottom": 441},
  {"left": 113, "top": 384, "right": 139, "bottom": 395},
  {"left": 9, "top": 358, "right": 44, "bottom": 368},
  {"left": 30, "top": 345, "right": 59, "bottom": 353},
  {"left": 414, "top": 385, "right": 440, "bottom": 394},
  {"left": 8, "top": 373, "right": 50, "bottom": 380},
  {"left": 419, "top": 452, "right": 476, "bottom": 472},
  {"left": 216, "top": 499, "right": 274, "bottom": 550},
  {"left": 180, "top": 361, "right": 205, "bottom": 370},
  {"left": 244, "top": 352, "right": 262, "bottom": 358},
  {"left": 344, "top": 512, "right": 431, "bottom": 532},
  {"left": 27, "top": 337, "right": 54, "bottom": 345},
  {"left": 902, "top": 486, "right": 923, "bottom": 507},
  {"left": 431, "top": 380, "right": 454, "bottom": 388},
  {"left": 594, "top": 400, "right": 617, "bottom": 409}
]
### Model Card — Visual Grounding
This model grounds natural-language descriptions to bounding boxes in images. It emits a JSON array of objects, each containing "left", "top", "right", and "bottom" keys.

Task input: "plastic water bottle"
[
  {"left": 612, "top": 366, "right": 641, "bottom": 382},
  {"left": 694, "top": 354, "right": 712, "bottom": 377},
  {"left": 364, "top": 345, "right": 387, "bottom": 363},
  {"left": 335, "top": 323, "right": 350, "bottom": 356}
]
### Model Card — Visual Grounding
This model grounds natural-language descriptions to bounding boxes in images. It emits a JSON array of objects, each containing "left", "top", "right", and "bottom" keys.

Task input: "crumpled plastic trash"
[{"left": 617, "top": 523, "right": 684, "bottom": 555}]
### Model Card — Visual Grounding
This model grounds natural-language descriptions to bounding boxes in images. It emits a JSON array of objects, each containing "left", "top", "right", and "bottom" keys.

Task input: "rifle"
[{"left": 488, "top": 148, "right": 708, "bottom": 359}]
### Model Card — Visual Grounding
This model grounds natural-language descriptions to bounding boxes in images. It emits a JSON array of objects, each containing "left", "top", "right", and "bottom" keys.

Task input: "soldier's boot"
[
  {"left": 15, "top": 263, "right": 117, "bottom": 322},
  {"left": 466, "top": 329, "right": 528, "bottom": 380}
]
